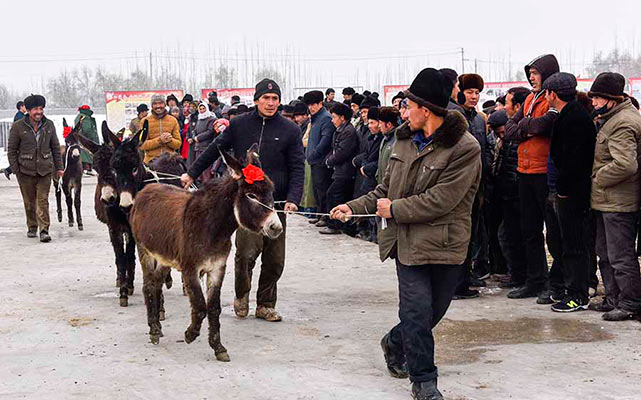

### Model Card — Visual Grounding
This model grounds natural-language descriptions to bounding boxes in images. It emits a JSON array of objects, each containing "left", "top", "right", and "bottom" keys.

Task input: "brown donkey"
[{"left": 129, "top": 145, "right": 282, "bottom": 361}]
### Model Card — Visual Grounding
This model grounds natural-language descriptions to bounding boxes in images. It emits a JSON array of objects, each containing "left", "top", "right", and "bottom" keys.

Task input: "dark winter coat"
[
  {"left": 194, "top": 115, "right": 217, "bottom": 152},
  {"left": 75, "top": 108, "right": 99, "bottom": 164},
  {"left": 377, "top": 126, "right": 399, "bottom": 184},
  {"left": 326, "top": 122, "right": 359, "bottom": 180},
  {"left": 354, "top": 133, "right": 383, "bottom": 193},
  {"left": 462, "top": 107, "right": 491, "bottom": 182},
  {"left": 493, "top": 139, "right": 520, "bottom": 198},
  {"left": 14, "top": 111, "right": 25, "bottom": 122},
  {"left": 8, "top": 116, "right": 63, "bottom": 176},
  {"left": 347, "top": 111, "right": 481, "bottom": 266},
  {"left": 549, "top": 100, "right": 596, "bottom": 205},
  {"left": 306, "top": 107, "right": 334, "bottom": 165},
  {"left": 188, "top": 110, "right": 305, "bottom": 205}
]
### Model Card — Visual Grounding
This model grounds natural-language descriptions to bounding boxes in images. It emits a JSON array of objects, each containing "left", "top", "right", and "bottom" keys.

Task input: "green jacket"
[
  {"left": 75, "top": 109, "right": 98, "bottom": 164},
  {"left": 591, "top": 99, "right": 641, "bottom": 212},
  {"left": 376, "top": 123, "right": 401, "bottom": 184},
  {"left": 347, "top": 111, "right": 481, "bottom": 266},
  {"left": 8, "top": 116, "right": 63, "bottom": 177}
]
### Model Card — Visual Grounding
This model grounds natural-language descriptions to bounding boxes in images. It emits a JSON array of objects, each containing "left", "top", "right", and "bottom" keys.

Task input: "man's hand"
[
  {"left": 160, "top": 132, "right": 171, "bottom": 143},
  {"left": 187, "top": 138, "right": 194, "bottom": 144},
  {"left": 284, "top": 202, "right": 298, "bottom": 213},
  {"left": 180, "top": 173, "right": 194, "bottom": 189},
  {"left": 376, "top": 198, "right": 392, "bottom": 219},
  {"left": 330, "top": 204, "right": 352, "bottom": 222},
  {"left": 56, "top": 170, "right": 64, "bottom": 178}
]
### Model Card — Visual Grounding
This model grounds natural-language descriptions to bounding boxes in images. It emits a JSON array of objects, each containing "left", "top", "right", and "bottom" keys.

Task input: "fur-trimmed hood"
[{"left": 396, "top": 110, "right": 469, "bottom": 148}]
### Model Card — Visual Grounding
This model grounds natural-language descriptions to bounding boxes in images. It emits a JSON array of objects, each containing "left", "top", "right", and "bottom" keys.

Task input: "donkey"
[
  {"left": 55, "top": 118, "right": 85, "bottom": 229},
  {"left": 104, "top": 120, "right": 186, "bottom": 307},
  {"left": 129, "top": 145, "right": 282, "bottom": 361}
]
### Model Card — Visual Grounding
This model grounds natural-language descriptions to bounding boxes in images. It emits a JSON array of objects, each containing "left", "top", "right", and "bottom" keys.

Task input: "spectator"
[
  {"left": 342, "top": 87, "right": 356, "bottom": 103},
  {"left": 376, "top": 106, "right": 401, "bottom": 185},
  {"left": 129, "top": 103, "right": 149, "bottom": 134},
  {"left": 170, "top": 106, "right": 183, "bottom": 131},
  {"left": 482, "top": 100, "right": 496, "bottom": 115},
  {"left": 74, "top": 105, "right": 99, "bottom": 175},
  {"left": 190, "top": 101, "right": 217, "bottom": 183},
  {"left": 542, "top": 72, "right": 597, "bottom": 312},
  {"left": 208, "top": 94, "right": 223, "bottom": 118},
  {"left": 293, "top": 102, "right": 315, "bottom": 214},
  {"left": 504, "top": 54, "right": 560, "bottom": 303},
  {"left": 353, "top": 96, "right": 378, "bottom": 200},
  {"left": 14, "top": 101, "right": 26, "bottom": 122},
  {"left": 324, "top": 88, "right": 338, "bottom": 109},
  {"left": 303, "top": 90, "right": 335, "bottom": 227},
  {"left": 439, "top": 68, "right": 463, "bottom": 112},
  {"left": 185, "top": 101, "right": 199, "bottom": 166},
  {"left": 139, "top": 94, "right": 181, "bottom": 165},
  {"left": 391, "top": 91, "right": 405, "bottom": 109},
  {"left": 588, "top": 72, "right": 641, "bottom": 321},
  {"left": 166, "top": 94, "right": 179, "bottom": 109},
  {"left": 321, "top": 103, "right": 358, "bottom": 235},
  {"left": 399, "top": 98, "right": 409, "bottom": 121},
  {"left": 281, "top": 104, "right": 296, "bottom": 123},
  {"left": 7, "top": 94, "right": 63, "bottom": 243},
  {"left": 349, "top": 93, "right": 365, "bottom": 124},
  {"left": 495, "top": 95, "right": 506, "bottom": 111}
]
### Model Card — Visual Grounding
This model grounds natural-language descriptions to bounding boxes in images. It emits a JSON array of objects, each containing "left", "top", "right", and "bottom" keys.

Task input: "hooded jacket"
[{"left": 505, "top": 54, "right": 560, "bottom": 174}]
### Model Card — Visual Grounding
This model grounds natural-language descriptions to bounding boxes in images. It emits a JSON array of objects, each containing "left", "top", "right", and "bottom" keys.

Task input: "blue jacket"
[{"left": 306, "top": 107, "right": 335, "bottom": 165}]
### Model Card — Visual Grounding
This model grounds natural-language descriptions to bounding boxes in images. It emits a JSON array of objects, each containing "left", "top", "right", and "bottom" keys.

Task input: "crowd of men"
[{"left": 5, "top": 52, "right": 641, "bottom": 400}]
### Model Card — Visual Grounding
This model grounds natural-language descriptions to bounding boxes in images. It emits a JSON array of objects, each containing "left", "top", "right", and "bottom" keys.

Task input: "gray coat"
[{"left": 194, "top": 116, "right": 217, "bottom": 152}]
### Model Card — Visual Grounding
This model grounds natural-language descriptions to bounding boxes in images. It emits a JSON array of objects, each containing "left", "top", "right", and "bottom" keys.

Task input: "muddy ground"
[{"left": 1, "top": 177, "right": 640, "bottom": 400}]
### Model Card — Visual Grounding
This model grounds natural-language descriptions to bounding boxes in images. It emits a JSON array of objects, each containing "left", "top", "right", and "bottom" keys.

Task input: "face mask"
[{"left": 594, "top": 104, "right": 609, "bottom": 116}]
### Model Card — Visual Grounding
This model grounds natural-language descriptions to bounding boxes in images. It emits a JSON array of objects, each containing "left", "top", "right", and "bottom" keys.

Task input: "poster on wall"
[
  {"left": 629, "top": 78, "right": 641, "bottom": 97},
  {"left": 200, "top": 88, "right": 255, "bottom": 107},
  {"left": 383, "top": 85, "right": 409, "bottom": 106},
  {"left": 105, "top": 90, "right": 184, "bottom": 132}
]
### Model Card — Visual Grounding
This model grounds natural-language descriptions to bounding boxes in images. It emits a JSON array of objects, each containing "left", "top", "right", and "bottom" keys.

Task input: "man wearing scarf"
[{"left": 139, "top": 94, "right": 182, "bottom": 164}]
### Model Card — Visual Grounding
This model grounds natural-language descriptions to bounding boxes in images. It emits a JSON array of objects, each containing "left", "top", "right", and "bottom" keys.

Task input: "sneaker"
[
  {"left": 380, "top": 333, "right": 408, "bottom": 379},
  {"left": 551, "top": 297, "right": 589, "bottom": 313},
  {"left": 536, "top": 289, "right": 554, "bottom": 305},
  {"left": 452, "top": 288, "right": 480, "bottom": 300},
  {"left": 255, "top": 306, "right": 282, "bottom": 322},
  {"left": 39, "top": 230, "right": 52, "bottom": 243},
  {"left": 588, "top": 299, "right": 615, "bottom": 313},
  {"left": 308, "top": 218, "right": 320, "bottom": 225},
  {"left": 507, "top": 285, "right": 541, "bottom": 299},
  {"left": 27, "top": 229, "right": 38, "bottom": 238},
  {"left": 411, "top": 380, "right": 443, "bottom": 400},
  {"left": 319, "top": 227, "right": 341, "bottom": 235},
  {"left": 602, "top": 308, "right": 636, "bottom": 321},
  {"left": 469, "top": 277, "right": 487, "bottom": 287}
]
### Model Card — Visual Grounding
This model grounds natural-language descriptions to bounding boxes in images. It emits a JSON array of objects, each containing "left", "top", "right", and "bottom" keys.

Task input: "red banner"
[
  {"left": 105, "top": 90, "right": 183, "bottom": 132},
  {"left": 200, "top": 88, "right": 255, "bottom": 106}
]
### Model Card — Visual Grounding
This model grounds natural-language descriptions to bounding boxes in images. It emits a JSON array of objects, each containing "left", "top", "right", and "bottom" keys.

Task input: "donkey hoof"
[
  {"left": 127, "top": 287, "right": 134, "bottom": 296},
  {"left": 120, "top": 297, "right": 128, "bottom": 307},
  {"left": 215, "top": 351, "right": 230, "bottom": 362},
  {"left": 68, "top": 222, "right": 74, "bottom": 227},
  {"left": 165, "top": 276, "right": 173, "bottom": 290},
  {"left": 57, "top": 215, "right": 62, "bottom": 223},
  {"left": 159, "top": 311, "right": 166, "bottom": 321},
  {"left": 184, "top": 329, "right": 199, "bottom": 344},
  {"left": 234, "top": 295, "right": 249, "bottom": 319},
  {"left": 78, "top": 225, "right": 84, "bottom": 231},
  {"left": 150, "top": 334, "right": 161, "bottom": 345}
]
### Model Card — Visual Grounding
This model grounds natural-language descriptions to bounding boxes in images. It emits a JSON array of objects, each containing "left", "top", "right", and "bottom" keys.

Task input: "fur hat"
[
  {"left": 588, "top": 72, "right": 626, "bottom": 102},
  {"left": 282, "top": 104, "right": 294, "bottom": 115},
  {"left": 329, "top": 102, "right": 353, "bottom": 120},
  {"left": 166, "top": 94, "right": 179, "bottom": 104},
  {"left": 439, "top": 68, "right": 458, "bottom": 85},
  {"left": 181, "top": 94, "right": 194, "bottom": 104},
  {"left": 303, "top": 90, "right": 324, "bottom": 105},
  {"left": 391, "top": 91, "right": 405, "bottom": 103},
  {"left": 367, "top": 106, "right": 380, "bottom": 121},
  {"left": 378, "top": 106, "right": 400, "bottom": 125},
  {"left": 254, "top": 79, "right": 281, "bottom": 100},
  {"left": 459, "top": 74, "right": 484, "bottom": 92},
  {"left": 404, "top": 68, "right": 452, "bottom": 117},
  {"left": 360, "top": 96, "right": 378, "bottom": 110},
  {"left": 136, "top": 104, "right": 149, "bottom": 113},
  {"left": 350, "top": 93, "right": 365, "bottom": 107},
  {"left": 293, "top": 102, "right": 308, "bottom": 116},
  {"left": 342, "top": 87, "right": 356, "bottom": 96},
  {"left": 24, "top": 94, "right": 46, "bottom": 110}
]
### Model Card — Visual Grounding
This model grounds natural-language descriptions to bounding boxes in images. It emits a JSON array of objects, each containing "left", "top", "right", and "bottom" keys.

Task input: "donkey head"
[
  {"left": 63, "top": 118, "right": 82, "bottom": 161},
  {"left": 76, "top": 122, "right": 117, "bottom": 205},
  {"left": 223, "top": 144, "right": 282, "bottom": 239},
  {"left": 108, "top": 120, "right": 148, "bottom": 210}
]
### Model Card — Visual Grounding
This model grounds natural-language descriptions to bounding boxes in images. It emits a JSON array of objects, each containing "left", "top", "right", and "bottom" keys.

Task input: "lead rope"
[{"left": 245, "top": 194, "right": 387, "bottom": 230}]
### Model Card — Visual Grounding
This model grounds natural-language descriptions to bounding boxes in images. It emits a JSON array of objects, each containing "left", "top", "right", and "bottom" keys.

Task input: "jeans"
[
  {"left": 387, "top": 260, "right": 464, "bottom": 383},
  {"left": 595, "top": 211, "right": 641, "bottom": 312},
  {"left": 518, "top": 173, "right": 549, "bottom": 289}
]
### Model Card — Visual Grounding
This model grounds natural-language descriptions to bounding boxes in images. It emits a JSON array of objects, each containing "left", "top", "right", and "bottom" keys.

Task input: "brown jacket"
[
  {"left": 347, "top": 111, "right": 481, "bottom": 266},
  {"left": 591, "top": 99, "right": 641, "bottom": 213},
  {"left": 8, "top": 116, "right": 63, "bottom": 177},
  {"left": 139, "top": 112, "right": 181, "bottom": 164}
]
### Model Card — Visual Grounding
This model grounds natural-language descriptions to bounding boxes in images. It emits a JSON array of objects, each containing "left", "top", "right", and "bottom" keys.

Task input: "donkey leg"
[
  {"left": 125, "top": 233, "right": 136, "bottom": 296},
  {"left": 64, "top": 184, "right": 74, "bottom": 227},
  {"left": 206, "top": 261, "right": 229, "bottom": 362},
  {"left": 74, "top": 183, "right": 83, "bottom": 230},
  {"left": 141, "top": 252, "right": 163, "bottom": 344},
  {"left": 109, "top": 229, "right": 128, "bottom": 306},
  {"left": 183, "top": 271, "right": 207, "bottom": 344},
  {"left": 55, "top": 179, "right": 62, "bottom": 223}
]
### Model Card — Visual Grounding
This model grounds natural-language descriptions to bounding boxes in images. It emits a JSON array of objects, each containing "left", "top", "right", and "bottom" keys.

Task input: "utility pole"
[
  {"left": 474, "top": 58, "right": 478, "bottom": 73},
  {"left": 149, "top": 52, "right": 153, "bottom": 82},
  {"left": 460, "top": 47, "right": 465, "bottom": 73}
]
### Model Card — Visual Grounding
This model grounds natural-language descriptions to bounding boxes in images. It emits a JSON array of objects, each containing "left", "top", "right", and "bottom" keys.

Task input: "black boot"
[
  {"left": 411, "top": 379, "right": 443, "bottom": 400},
  {"left": 39, "top": 230, "right": 52, "bottom": 243},
  {"left": 2, "top": 167, "right": 11, "bottom": 180},
  {"left": 380, "top": 333, "right": 408, "bottom": 379}
]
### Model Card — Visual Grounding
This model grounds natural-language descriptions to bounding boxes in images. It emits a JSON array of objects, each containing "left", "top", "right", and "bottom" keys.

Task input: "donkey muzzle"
[
  {"left": 262, "top": 211, "right": 283, "bottom": 239},
  {"left": 100, "top": 185, "right": 117, "bottom": 205},
  {"left": 119, "top": 191, "right": 134, "bottom": 210}
]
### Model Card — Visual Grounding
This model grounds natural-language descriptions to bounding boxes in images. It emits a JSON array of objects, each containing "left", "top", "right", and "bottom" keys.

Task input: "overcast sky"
[{"left": 1, "top": 0, "right": 639, "bottom": 92}]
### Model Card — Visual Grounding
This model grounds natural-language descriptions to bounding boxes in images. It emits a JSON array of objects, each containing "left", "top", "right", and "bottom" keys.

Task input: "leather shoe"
[
  {"left": 411, "top": 380, "right": 443, "bottom": 400},
  {"left": 380, "top": 333, "right": 408, "bottom": 379}
]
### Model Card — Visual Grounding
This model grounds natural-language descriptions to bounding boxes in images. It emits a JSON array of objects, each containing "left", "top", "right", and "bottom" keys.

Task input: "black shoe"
[
  {"left": 27, "top": 229, "right": 37, "bottom": 238},
  {"left": 602, "top": 308, "right": 636, "bottom": 321},
  {"left": 499, "top": 280, "right": 524, "bottom": 289},
  {"left": 452, "top": 288, "right": 480, "bottom": 300},
  {"left": 319, "top": 227, "right": 341, "bottom": 235},
  {"left": 315, "top": 219, "right": 329, "bottom": 228},
  {"left": 2, "top": 168, "right": 10, "bottom": 180},
  {"left": 380, "top": 334, "right": 408, "bottom": 379},
  {"left": 550, "top": 290, "right": 566, "bottom": 303},
  {"left": 507, "top": 285, "right": 541, "bottom": 299},
  {"left": 472, "top": 263, "right": 490, "bottom": 280},
  {"left": 588, "top": 299, "right": 615, "bottom": 313},
  {"left": 308, "top": 218, "right": 320, "bottom": 224},
  {"left": 551, "top": 297, "right": 589, "bottom": 313},
  {"left": 39, "top": 230, "right": 52, "bottom": 243},
  {"left": 536, "top": 289, "right": 554, "bottom": 304},
  {"left": 411, "top": 380, "right": 443, "bottom": 400},
  {"left": 469, "top": 277, "right": 486, "bottom": 287}
]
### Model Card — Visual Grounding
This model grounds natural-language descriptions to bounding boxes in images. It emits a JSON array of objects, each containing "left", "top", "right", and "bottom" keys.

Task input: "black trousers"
[
  {"left": 595, "top": 211, "right": 641, "bottom": 312},
  {"left": 326, "top": 176, "right": 354, "bottom": 230},
  {"left": 455, "top": 193, "right": 481, "bottom": 293},
  {"left": 387, "top": 260, "right": 463, "bottom": 383},
  {"left": 518, "top": 173, "right": 549, "bottom": 289},
  {"left": 310, "top": 163, "right": 333, "bottom": 213},
  {"left": 557, "top": 197, "right": 590, "bottom": 301},
  {"left": 487, "top": 188, "right": 507, "bottom": 275},
  {"left": 499, "top": 195, "right": 527, "bottom": 283},
  {"left": 545, "top": 192, "right": 565, "bottom": 294}
]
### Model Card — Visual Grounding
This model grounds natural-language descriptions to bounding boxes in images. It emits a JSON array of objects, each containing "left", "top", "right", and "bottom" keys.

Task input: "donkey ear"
[
  {"left": 139, "top": 119, "right": 149, "bottom": 144},
  {"left": 75, "top": 132, "right": 101, "bottom": 154},
  {"left": 63, "top": 118, "right": 68, "bottom": 128},
  {"left": 246, "top": 143, "right": 261, "bottom": 167},
  {"left": 102, "top": 121, "right": 121, "bottom": 147},
  {"left": 220, "top": 146, "right": 243, "bottom": 181}
]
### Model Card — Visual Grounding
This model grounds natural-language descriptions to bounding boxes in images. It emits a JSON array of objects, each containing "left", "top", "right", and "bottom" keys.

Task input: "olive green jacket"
[{"left": 8, "top": 116, "right": 63, "bottom": 177}]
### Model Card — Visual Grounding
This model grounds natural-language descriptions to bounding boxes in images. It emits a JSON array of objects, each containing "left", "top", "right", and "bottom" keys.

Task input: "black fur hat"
[
  {"left": 330, "top": 102, "right": 353, "bottom": 120},
  {"left": 24, "top": 94, "right": 46, "bottom": 110},
  {"left": 367, "top": 106, "right": 380, "bottom": 121},
  {"left": 351, "top": 93, "right": 365, "bottom": 107},
  {"left": 404, "top": 68, "right": 453, "bottom": 116},
  {"left": 360, "top": 96, "right": 378, "bottom": 110},
  {"left": 378, "top": 106, "right": 400, "bottom": 125},
  {"left": 303, "top": 90, "right": 324, "bottom": 105},
  {"left": 342, "top": 87, "right": 356, "bottom": 96},
  {"left": 293, "top": 102, "right": 308, "bottom": 115},
  {"left": 589, "top": 72, "right": 626, "bottom": 102}
]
